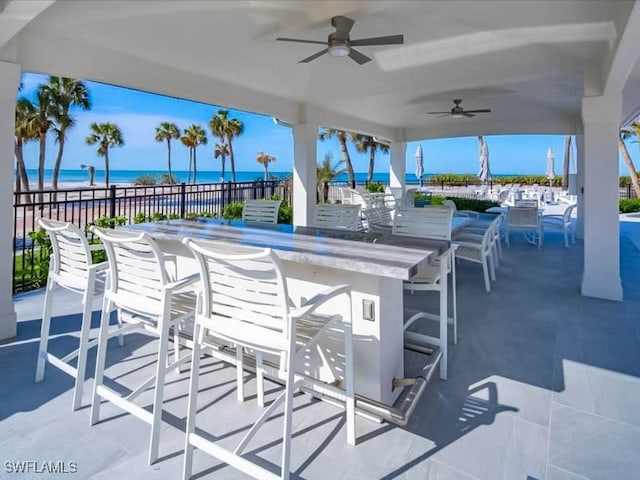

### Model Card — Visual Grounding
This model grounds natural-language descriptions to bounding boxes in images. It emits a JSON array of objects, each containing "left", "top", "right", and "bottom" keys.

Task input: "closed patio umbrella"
[
  {"left": 415, "top": 145, "right": 424, "bottom": 186},
  {"left": 546, "top": 146, "right": 556, "bottom": 187},
  {"left": 478, "top": 140, "right": 491, "bottom": 184}
]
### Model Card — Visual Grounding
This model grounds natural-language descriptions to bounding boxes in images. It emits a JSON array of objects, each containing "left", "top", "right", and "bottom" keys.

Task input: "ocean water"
[{"left": 24, "top": 169, "right": 509, "bottom": 185}]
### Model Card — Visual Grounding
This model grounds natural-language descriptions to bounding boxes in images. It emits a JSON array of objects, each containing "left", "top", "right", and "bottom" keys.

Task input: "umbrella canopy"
[
  {"left": 415, "top": 145, "right": 424, "bottom": 181},
  {"left": 546, "top": 147, "right": 556, "bottom": 180},
  {"left": 478, "top": 141, "right": 491, "bottom": 182}
]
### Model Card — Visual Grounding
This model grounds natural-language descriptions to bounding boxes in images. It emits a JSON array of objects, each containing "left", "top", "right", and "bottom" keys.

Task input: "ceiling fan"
[
  {"left": 276, "top": 15, "right": 404, "bottom": 65},
  {"left": 427, "top": 99, "right": 492, "bottom": 118}
]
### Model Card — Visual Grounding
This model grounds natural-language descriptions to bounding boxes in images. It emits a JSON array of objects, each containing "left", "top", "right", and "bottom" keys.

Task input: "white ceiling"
[{"left": 2, "top": 0, "right": 640, "bottom": 141}]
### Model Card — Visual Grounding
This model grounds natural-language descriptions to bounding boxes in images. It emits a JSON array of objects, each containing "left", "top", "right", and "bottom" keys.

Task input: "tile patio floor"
[{"left": 1, "top": 221, "right": 639, "bottom": 479}]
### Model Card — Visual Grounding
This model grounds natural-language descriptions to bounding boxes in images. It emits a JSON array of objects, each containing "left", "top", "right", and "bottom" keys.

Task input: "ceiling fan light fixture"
[
  {"left": 451, "top": 112, "right": 463, "bottom": 118},
  {"left": 328, "top": 44, "right": 350, "bottom": 57}
]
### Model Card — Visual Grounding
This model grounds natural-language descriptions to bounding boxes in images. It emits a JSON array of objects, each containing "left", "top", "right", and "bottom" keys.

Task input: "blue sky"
[{"left": 19, "top": 72, "right": 639, "bottom": 176}]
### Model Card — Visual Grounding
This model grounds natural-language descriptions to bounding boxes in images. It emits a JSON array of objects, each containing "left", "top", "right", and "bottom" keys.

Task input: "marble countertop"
[{"left": 124, "top": 219, "right": 443, "bottom": 281}]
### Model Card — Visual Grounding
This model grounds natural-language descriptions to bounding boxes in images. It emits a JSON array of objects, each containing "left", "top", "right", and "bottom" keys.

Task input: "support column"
[
  {"left": 0, "top": 61, "right": 20, "bottom": 340},
  {"left": 580, "top": 94, "right": 623, "bottom": 301},
  {"left": 575, "top": 132, "right": 585, "bottom": 240},
  {"left": 292, "top": 122, "right": 318, "bottom": 227},
  {"left": 389, "top": 141, "right": 406, "bottom": 199}
]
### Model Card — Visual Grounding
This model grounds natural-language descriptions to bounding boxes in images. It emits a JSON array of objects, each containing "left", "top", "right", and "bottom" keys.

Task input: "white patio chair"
[
  {"left": 349, "top": 188, "right": 373, "bottom": 209},
  {"left": 402, "top": 188, "right": 418, "bottom": 207},
  {"left": 454, "top": 214, "right": 502, "bottom": 270},
  {"left": 455, "top": 222, "right": 497, "bottom": 293},
  {"left": 506, "top": 206, "right": 542, "bottom": 248},
  {"left": 443, "top": 199, "right": 480, "bottom": 218},
  {"left": 181, "top": 239, "right": 355, "bottom": 480},
  {"left": 362, "top": 205, "right": 394, "bottom": 233},
  {"left": 35, "top": 218, "right": 112, "bottom": 411},
  {"left": 392, "top": 207, "right": 456, "bottom": 379},
  {"left": 543, "top": 203, "right": 576, "bottom": 247},
  {"left": 514, "top": 199, "right": 538, "bottom": 207},
  {"left": 337, "top": 187, "right": 353, "bottom": 204},
  {"left": 242, "top": 199, "right": 282, "bottom": 224},
  {"left": 89, "top": 227, "right": 197, "bottom": 465},
  {"left": 313, "top": 203, "right": 362, "bottom": 230}
]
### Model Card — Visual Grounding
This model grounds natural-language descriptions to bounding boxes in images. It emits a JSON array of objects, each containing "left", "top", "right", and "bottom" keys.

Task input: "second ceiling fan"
[
  {"left": 276, "top": 15, "right": 404, "bottom": 65},
  {"left": 428, "top": 99, "right": 492, "bottom": 118}
]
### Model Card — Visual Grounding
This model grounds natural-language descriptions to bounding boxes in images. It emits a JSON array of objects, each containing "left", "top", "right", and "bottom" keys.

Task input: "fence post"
[
  {"left": 226, "top": 181, "right": 233, "bottom": 206},
  {"left": 109, "top": 185, "right": 117, "bottom": 220},
  {"left": 180, "top": 182, "right": 186, "bottom": 218}
]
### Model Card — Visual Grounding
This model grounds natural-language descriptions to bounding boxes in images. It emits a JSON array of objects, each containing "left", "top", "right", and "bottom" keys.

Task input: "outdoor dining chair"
[
  {"left": 313, "top": 203, "right": 362, "bottom": 230},
  {"left": 89, "top": 227, "right": 198, "bottom": 465},
  {"left": 35, "top": 218, "right": 113, "bottom": 411},
  {"left": 181, "top": 239, "right": 355, "bottom": 480},
  {"left": 543, "top": 203, "right": 576, "bottom": 247},
  {"left": 506, "top": 206, "right": 543, "bottom": 248},
  {"left": 362, "top": 205, "right": 394, "bottom": 233},
  {"left": 242, "top": 199, "right": 282, "bottom": 224}
]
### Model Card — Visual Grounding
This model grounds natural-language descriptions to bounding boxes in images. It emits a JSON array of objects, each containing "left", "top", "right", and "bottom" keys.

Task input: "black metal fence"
[{"left": 12, "top": 180, "right": 287, "bottom": 293}]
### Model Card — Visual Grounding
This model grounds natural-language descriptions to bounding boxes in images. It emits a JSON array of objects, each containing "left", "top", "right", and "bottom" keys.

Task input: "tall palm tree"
[
  {"left": 620, "top": 121, "right": 640, "bottom": 198},
  {"left": 43, "top": 77, "right": 92, "bottom": 191},
  {"left": 351, "top": 134, "right": 389, "bottom": 183},
  {"left": 181, "top": 134, "right": 195, "bottom": 183},
  {"left": 14, "top": 97, "right": 37, "bottom": 204},
  {"left": 317, "top": 153, "right": 345, "bottom": 203},
  {"left": 208, "top": 110, "right": 244, "bottom": 183},
  {"left": 562, "top": 135, "right": 572, "bottom": 189},
  {"left": 181, "top": 124, "right": 207, "bottom": 184},
  {"left": 155, "top": 122, "right": 180, "bottom": 181},
  {"left": 256, "top": 152, "right": 276, "bottom": 180},
  {"left": 33, "top": 87, "right": 54, "bottom": 202},
  {"left": 85, "top": 122, "right": 124, "bottom": 187},
  {"left": 319, "top": 128, "right": 355, "bottom": 188},
  {"left": 214, "top": 142, "right": 230, "bottom": 181}
]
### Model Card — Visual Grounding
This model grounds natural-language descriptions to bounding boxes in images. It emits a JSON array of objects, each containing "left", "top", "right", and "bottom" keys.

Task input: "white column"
[
  {"left": 575, "top": 132, "right": 585, "bottom": 240},
  {"left": 0, "top": 61, "right": 20, "bottom": 340},
  {"left": 389, "top": 141, "right": 406, "bottom": 199},
  {"left": 292, "top": 122, "right": 318, "bottom": 227},
  {"left": 580, "top": 94, "right": 623, "bottom": 301}
]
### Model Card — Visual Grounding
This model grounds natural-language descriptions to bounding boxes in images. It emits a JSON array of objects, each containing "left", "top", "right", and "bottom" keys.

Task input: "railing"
[{"left": 12, "top": 180, "right": 287, "bottom": 293}]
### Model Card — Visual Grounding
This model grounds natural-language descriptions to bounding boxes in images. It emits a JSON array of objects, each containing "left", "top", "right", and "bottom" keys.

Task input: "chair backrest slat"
[
  {"left": 507, "top": 206, "right": 539, "bottom": 228},
  {"left": 37, "top": 219, "right": 93, "bottom": 288},
  {"left": 313, "top": 204, "right": 362, "bottom": 230},
  {"left": 91, "top": 227, "right": 168, "bottom": 311},
  {"left": 184, "top": 240, "right": 291, "bottom": 349},
  {"left": 393, "top": 206, "right": 454, "bottom": 241},
  {"left": 242, "top": 199, "right": 282, "bottom": 224}
]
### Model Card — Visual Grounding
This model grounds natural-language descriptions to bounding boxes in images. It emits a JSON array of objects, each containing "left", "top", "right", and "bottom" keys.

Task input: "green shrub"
[
  {"left": 91, "top": 215, "right": 127, "bottom": 229},
  {"left": 133, "top": 212, "right": 148, "bottom": 224},
  {"left": 445, "top": 196, "right": 500, "bottom": 212},
  {"left": 619, "top": 198, "right": 640, "bottom": 213},
  {"left": 223, "top": 202, "right": 244, "bottom": 219},
  {"left": 366, "top": 182, "right": 385, "bottom": 193},
  {"left": 133, "top": 174, "right": 157, "bottom": 186}
]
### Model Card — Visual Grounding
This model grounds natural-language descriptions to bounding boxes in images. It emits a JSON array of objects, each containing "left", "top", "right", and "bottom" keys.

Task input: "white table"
[{"left": 125, "top": 219, "right": 444, "bottom": 406}]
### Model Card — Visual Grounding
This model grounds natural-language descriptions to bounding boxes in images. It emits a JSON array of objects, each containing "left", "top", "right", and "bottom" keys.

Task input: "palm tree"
[
  {"left": 256, "top": 151, "right": 276, "bottom": 180},
  {"left": 80, "top": 164, "right": 96, "bottom": 186},
  {"left": 620, "top": 121, "right": 640, "bottom": 198},
  {"left": 181, "top": 124, "right": 207, "bottom": 183},
  {"left": 14, "top": 97, "right": 37, "bottom": 204},
  {"left": 319, "top": 128, "right": 355, "bottom": 188},
  {"left": 85, "top": 122, "right": 124, "bottom": 187},
  {"left": 33, "top": 87, "right": 54, "bottom": 202},
  {"left": 43, "top": 77, "right": 92, "bottom": 191},
  {"left": 208, "top": 110, "right": 244, "bottom": 183},
  {"left": 562, "top": 135, "right": 571, "bottom": 189},
  {"left": 155, "top": 122, "right": 180, "bottom": 181},
  {"left": 214, "top": 142, "right": 230, "bottom": 181},
  {"left": 317, "top": 153, "right": 345, "bottom": 203},
  {"left": 351, "top": 134, "right": 389, "bottom": 183}
]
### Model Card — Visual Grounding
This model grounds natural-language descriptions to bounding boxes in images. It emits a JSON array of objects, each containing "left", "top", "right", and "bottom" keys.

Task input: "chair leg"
[
  {"left": 488, "top": 251, "right": 496, "bottom": 281},
  {"left": 35, "top": 277, "right": 55, "bottom": 383},
  {"left": 564, "top": 227, "right": 569, "bottom": 248},
  {"left": 183, "top": 324, "right": 203, "bottom": 480},
  {"left": 72, "top": 286, "right": 94, "bottom": 411},
  {"left": 148, "top": 316, "right": 171, "bottom": 465},
  {"left": 173, "top": 323, "right": 181, "bottom": 374},
  {"left": 439, "top": 267, "right": 448, "bottom": 381},
  {"left": 90, "top": 298, "right": 113, "bottom": 426},
  {"left": 343, "top": 293, "right": 355, "bottom": 446},
  {"left": 451, "top": 259, "right": 458, "bottom": 345},
  {"left": 236, "top": 345, "right": 245, "bottom": 402},
  {"left": 280, "top": 365, "right": 295, "bottom": 480},
  {"left": 256, "top": 351, "right": 265, "bottom": 408},
  {"left": 482, "top": 258, "right": 491, "bottom": 293}
]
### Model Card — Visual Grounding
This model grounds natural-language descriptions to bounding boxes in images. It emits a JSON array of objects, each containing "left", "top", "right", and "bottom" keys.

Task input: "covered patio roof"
[{"left": 2, "top": 0, "right": 640, "bottom": 138}]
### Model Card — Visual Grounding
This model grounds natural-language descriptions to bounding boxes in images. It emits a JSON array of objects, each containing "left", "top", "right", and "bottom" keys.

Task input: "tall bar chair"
[
  {"left": 182, "top": 239, "right": 355, "bottom": 480},
  {"left": 89, "top": 226, "right": 198, "bottom": 465},
  {"left": 35, "top": 218, "right": 112, "bottom": 411}
]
